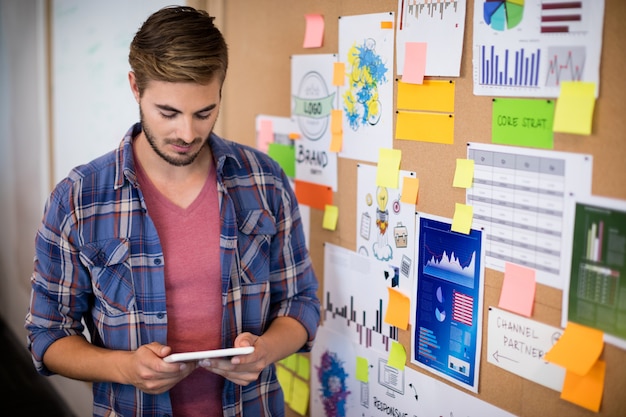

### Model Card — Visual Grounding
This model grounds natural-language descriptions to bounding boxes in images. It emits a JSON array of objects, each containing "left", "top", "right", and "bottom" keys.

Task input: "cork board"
[{"left": 213, "top": 0, "right": 626, "bottom": 416}]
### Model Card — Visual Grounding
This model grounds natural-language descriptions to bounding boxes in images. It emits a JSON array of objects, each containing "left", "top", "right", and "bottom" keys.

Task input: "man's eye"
[
  {"left": 161, "top": 112, "right": 177, "bottom": 119},
  {"left": 197, "top": 113, "right": 210, "bottom": 120}
]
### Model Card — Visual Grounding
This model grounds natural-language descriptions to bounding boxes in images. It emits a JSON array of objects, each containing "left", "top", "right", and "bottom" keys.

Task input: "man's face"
[{"left": 135, "top": 77, "right": 222, "bottom": 167}]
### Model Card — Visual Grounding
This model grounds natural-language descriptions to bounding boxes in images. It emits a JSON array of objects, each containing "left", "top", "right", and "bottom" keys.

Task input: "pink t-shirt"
[{"left": 136, "top": 160, "right": 223, "bottom": 415}]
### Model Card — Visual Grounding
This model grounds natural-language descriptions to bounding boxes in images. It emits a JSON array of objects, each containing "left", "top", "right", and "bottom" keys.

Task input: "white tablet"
[{"left": 163, "top": 346, "right": 255, "bottom": 363}]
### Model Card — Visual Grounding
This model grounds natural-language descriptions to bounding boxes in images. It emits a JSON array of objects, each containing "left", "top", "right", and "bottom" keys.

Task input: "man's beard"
[{"left": 140, "top": 110, "right": 209, "bottom": 167}]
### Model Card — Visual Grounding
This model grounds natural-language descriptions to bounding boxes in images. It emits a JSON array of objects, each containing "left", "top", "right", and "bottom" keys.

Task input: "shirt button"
[
  {"left": 154, "top": 258, "right": 162, "bottom": 265},
  {"left": 157, "top": 312, "right": 165, "bottom": 319}
]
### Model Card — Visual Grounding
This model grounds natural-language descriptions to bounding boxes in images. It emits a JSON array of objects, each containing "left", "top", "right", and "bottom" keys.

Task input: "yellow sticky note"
[
  {"left": 553, "top": 81, "right": 596, "bottom": 135},
  {"left": 303, "top": 14, "right": 324, "bottom": 48},
  {"left": 280, "top": 353, "right": 298, "bottom": 371},
  {"left": 296, "top": 355, "right": 310, "bottom": 380},
  {"left": 376, "top": 148, "right": 402, "bottom": 188},
  {"left": 331, "top": 109, "right": 343, "bottom": 134},
  {"left": 545, "top": 322, "right": 604, "bottom": 376},
  {"left": 451, "top": 203, "right": 473, "bottom": 234},
  {"left": 290, "top": 377, "right": 310, "bottom": 415},
  {"left": 356, "top": 356, "right": 369, "bottom": 382},
  {"left": 560, "top": 359, "right": 605, "bottom": 412},
  {"left": 499, "top": 262, "right": 536, "bottom": 317},
  {"left": 333, "top": 62, "right": 345, "bottom": 86},
  {"left": 453, "top": 159, "right": 474, "bottom": 188},
  {"left": 276, "top": 365, "right": 294, "bottom": 404},
  {"left": 400, "top": 176, "right": 419, "bottom": 205},
  {"left": 397, "top": 80, "right": 455, "bottom": 113},
  {"left": 387, "top": 341, "right": 406, "bottom": 370},
  {"left": 323, "top": 205, "right": 339, "bottom": 231},
  {"left": 384, "top": 287, "right": 410, "bottom": 330}
]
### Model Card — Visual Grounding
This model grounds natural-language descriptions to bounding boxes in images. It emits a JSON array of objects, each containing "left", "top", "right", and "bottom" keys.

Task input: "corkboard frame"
[{"left": 203, "top": 1, "right": 626, "bottom": 416}]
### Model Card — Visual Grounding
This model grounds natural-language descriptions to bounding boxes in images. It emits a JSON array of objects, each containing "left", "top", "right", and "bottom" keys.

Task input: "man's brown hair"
[{"left": 129, "top": 5, "right": 228, "bottom": 95}]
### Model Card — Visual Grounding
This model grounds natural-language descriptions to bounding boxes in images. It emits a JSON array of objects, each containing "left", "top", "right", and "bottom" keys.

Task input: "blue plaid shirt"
[{"left": 25, "top": 123, "right": 320, "bottom": 417}]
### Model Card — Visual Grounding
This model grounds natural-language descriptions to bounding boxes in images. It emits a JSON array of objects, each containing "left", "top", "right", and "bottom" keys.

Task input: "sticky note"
[
  {"left": 267, "top": 143, "right": 295, "bottom": 178},
  {"left": 545, "top": 322, "right": 604, "bottom": 376},
  {"left": 384, "top": 287, "right": 410, "bottom": 330},
  {"left": 303, "top": 14, "right": 324, "bottom": 48},
  {"left": 453, "top": 158, "right": 474, "bottom": 188},
  {"left": 333, "top": 62, "right": 345, "bottom": 86},
  {"left": 499, "top": 262, "right": 536, "bottom": 317},
  {"left": 280, "top": 353, "right": 298, "bottom": 371},
  {"left": 380, "top": 21, "right": 393, "bottom": 29},
  {"left": 400, "top": 176, "right": 419, "bottom": 204},
  {"left": 451, "top": 203, "right": 473, "bottom": 234},
  {"left": 294, "top": 180, "right": 333, "bottom": 211},
  {"left": 397, "top": 80, "right": 455, "bottom": 113},
  {"left": 376, "top": 148, "right": 402, "bottom": 188},
  {"left": 396, "top": 111, "right": 454, "bottom": 144},
  {"left": 356, "top": 357, "right": 369, "bottom": 382},
  {"left": 387, "top": 341, "right": 406, "bottom": 370},
  {"left": 560, "top": 359, "right": 605, "bottom": 412},
  {"left": 296, "top": 354, "right": 310, "bottom": 380},
  {"left": 288, "top": 132, "right": 301, "bottom": 140},
  {"left": 330, "top": 109, "right": 343, "bottom": 152},
  {"left": 402, "top": 42, "right": 427, "bottom": 85},
  {"left": 492, "top": 98, "right": 554, "bottom": 149},
  {"left": 257, "top": 118, "right": 274, "bottom": 153},
  {"left": 322, "top": 205, "right": 339, "bottom": 231},
  {"left": 553, "top": 81, "right": 596, "bottom": 135},
  {"left": 290, "top": 377, "right": 310, "bottom": 415},
  {"left": 276, "top": 365, "right": 294, "bottom": 404}
]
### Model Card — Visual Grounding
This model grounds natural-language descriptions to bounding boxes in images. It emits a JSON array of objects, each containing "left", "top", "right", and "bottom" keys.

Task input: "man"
[{"left": 25, "top": 6, "right": 320, "bottom": 416}]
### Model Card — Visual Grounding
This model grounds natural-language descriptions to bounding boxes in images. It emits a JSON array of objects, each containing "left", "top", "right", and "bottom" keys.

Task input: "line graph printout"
[
  {"left": 466, "top": 142, "right": 593, "bottom": 289},
  {"left": 412, "top": 213, "right": 485, "bottom": 392},
  {"left": 473, "top": 0, "right": 605, "bottom": 98},
  {"left": 396, "top": 0, "right": 467, "bottom": 77},
  {"left": 323, "top": 243, "right": 400, "bottom": 355}
]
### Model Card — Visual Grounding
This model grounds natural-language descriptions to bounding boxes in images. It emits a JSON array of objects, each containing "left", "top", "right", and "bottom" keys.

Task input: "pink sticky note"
[
  {"left": 303, "top": 14, "right": 324, "bottom": 48},
  {"left": 402, "top": 42, "right": 427, "bottom": 84},
  {"left": 257, "top": 119, "right": 274, "bottom": 153},
  {"left": 498, "top": 262, "right": 536, "bottom": 317}
]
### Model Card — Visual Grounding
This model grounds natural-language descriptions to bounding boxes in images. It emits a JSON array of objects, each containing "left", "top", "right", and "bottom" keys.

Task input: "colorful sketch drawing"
[
  {"left": 342, "top": 38, "right": 389, "bottom": 131},
  {"left": 316, "top": 350, "right": 351, "bottom": 417}
]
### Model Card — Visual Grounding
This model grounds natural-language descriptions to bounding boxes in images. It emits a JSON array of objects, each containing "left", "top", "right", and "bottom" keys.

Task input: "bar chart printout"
[
  {"left": 412, "top": 214, "right": 485, "bottom": 392},
  {"left": 565, "top": 196, "right": 626, "bottom": 349},
  {"left": 479, "top": 45, "right": 540, "bottom": 87}
]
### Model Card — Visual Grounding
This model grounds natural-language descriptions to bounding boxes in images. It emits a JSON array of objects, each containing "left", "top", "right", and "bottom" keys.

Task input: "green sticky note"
[
  {"left": 267, "top": 143, "right": 295, "bottom": 178},
  {"left": 290, "top": 377, "right": 310, "bottom": 415},
  {"left": 276, "top": 365, "right": 294, "bottom": 404},
  {"left": 387, "top": 341, "right": 406, "bottom": 370},
  {"left": 492, "top": 98, "right": 554, "bottom": 149},
  {"left": 280, "top": 353, "right": 298, "bottom": 371}
]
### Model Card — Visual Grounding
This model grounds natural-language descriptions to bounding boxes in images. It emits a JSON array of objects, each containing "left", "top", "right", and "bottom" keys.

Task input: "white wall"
[{"left": 0, "top": 1, "right": 175, "bottom": 415}]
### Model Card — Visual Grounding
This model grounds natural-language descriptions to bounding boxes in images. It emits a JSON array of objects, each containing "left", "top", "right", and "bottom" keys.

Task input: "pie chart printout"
[{"left": 484, "top": 0, "right": 524, "bottom": 31}]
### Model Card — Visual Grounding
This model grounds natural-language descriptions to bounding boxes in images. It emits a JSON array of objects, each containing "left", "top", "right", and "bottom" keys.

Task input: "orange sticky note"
[
  {"left": 333, "top": 62, "right": 345, "bottom": 86},
  {"left": 330, "top": 109, "right": 343, "bottom": 152},
  {"left": 400, "top": 176, "right": 419, "bottom": 204},
  {"left": 288, "top": 132, "right": 301, "bottom": 140},
  {"left": 294, "top": 179, "right": 333, "bottom": 211},
  {"left": 303, "top": 14, "right": 324, "bottom": 48},
  {"left": 402, "top": 42, "right": 427, "bottom": 85},
  {"left": 384, "top": 287, "right": 410, "bottom": 330},
  {"left": 499, "top": 262, "right": 536, "bottom": 317},
  {"left": 545, "top": 322, "right": 604, "bottom": 376},
  {"left": 257, "top": 119, "right": 274, "bottom": 153},
  {"left": 560, "top": 359, "right": 605, "bottom": 412},
  {"left": 381, "top": 21, "right": 393, "bottom": 29},
  {"left": 451, "top": 203, "right": 473, "bottom": 234}
]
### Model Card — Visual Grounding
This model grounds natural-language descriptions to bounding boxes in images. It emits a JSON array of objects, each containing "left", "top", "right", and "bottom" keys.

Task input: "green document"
[{"left": 568, "top": 197, "right": 626, "bottom": 345}]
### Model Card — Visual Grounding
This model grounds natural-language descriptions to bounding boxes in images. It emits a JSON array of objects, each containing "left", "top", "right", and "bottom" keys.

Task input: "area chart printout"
[
  {"left": 473, "top": 0, "right": 605, "bottom": 98},
  {"left": 466, "top": 142, "right": 592, "bottom": 290},
  {"left": 412, "top": 214, "right": 485, "bottom": 392},
  {"left": 563, "top": 195, "right": 626, "bottom": 350}
]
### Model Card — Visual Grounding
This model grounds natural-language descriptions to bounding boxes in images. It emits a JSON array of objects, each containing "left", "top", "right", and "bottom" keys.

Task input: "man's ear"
[{"left": 128, "top": 71, "right": 140, "bottom": 102}]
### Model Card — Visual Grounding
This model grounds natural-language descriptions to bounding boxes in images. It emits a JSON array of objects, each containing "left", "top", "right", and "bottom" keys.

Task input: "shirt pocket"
[
  {"left": 237, "top": 209, "right": 277, "bottom": 284},
  {"left": 79, "top": 238, "right": 135, "bottom": 315}
]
